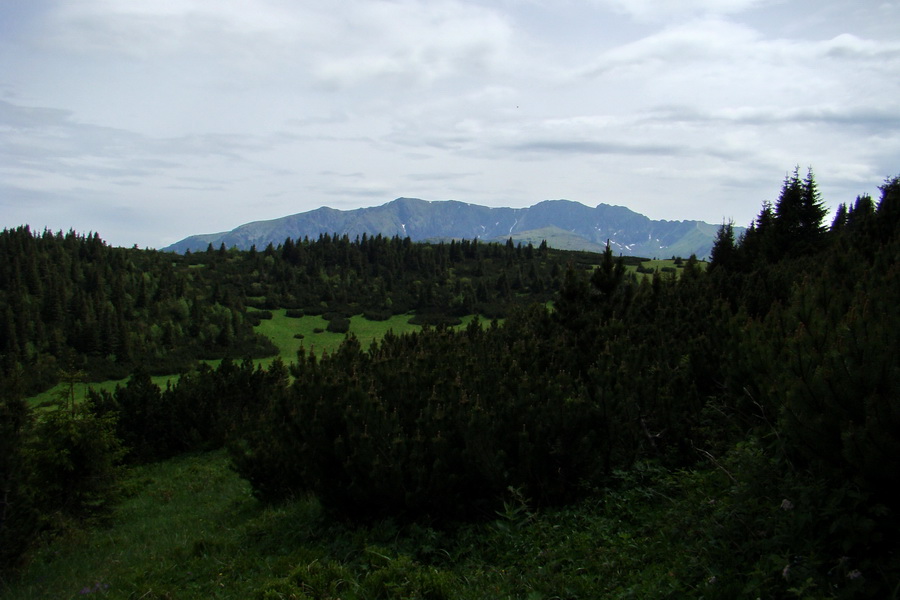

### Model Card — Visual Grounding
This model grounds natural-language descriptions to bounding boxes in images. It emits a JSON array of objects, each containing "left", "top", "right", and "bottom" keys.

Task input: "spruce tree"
[
  {"left": 709, "top": 220, "right": 737, "bottom": 272},
  {"left": 773, "top": 167, "right": 827, "bottom": 258}
]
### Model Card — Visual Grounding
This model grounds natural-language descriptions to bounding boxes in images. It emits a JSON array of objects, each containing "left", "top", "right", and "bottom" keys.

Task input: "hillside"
[{"left": 163, "top": 198, "right": 736, "bottom": 258}]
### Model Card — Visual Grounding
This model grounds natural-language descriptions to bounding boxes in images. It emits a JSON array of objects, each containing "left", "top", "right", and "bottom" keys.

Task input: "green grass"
[
  {"left": 252, "top": 311, "right": 415, "bottom": 366},
  {"left": 0, "top": 452, "right": 641, "bottom": 599},
  {"left": 3, "top": 451, "right": 265, "bottom": 599},
  {"left": 252, "top": 311, "right": 485, "bottom": 367},
  {"left": 3, "top": 447, "right": 871, "bottom": 599},
  {"left": 624, "top": 258, "right": 708, "bottom": 282},
  {"left": 0, "top": 452, "right": 741, "bottom": 599}
]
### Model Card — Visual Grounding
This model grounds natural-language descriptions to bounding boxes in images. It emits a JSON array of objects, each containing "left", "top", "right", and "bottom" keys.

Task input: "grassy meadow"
[
  {"left": 626, "top": 258, "right": 707, "bottom": 281},
  {"left": 253, "top": 311, "right": 485, "bottom": 367},
  {"left": 2, "top": 450, "right": 725, "bottom": 599}
]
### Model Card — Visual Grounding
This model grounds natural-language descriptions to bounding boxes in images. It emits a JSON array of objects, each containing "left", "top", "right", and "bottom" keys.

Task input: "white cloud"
[
  {"left": 573, "top": 17, "right": 759, "bottom": 79},
  {"left": 307, "top": 2, "right": 516, "bottom": 89},
  {"left": 42, "top": 0, "right": 517, "bottom": 88},
  {"left": 820, "top": 32, "right": 900, "bottom": 60},
  {"left": 592, "top": 0, "right": 773, "bottom": 21},
  {"left": 1, "top": 1, "right": 898, "bottom": 247}
]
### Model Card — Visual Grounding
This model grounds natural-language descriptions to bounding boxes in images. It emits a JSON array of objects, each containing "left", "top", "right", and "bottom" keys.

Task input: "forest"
[{"left": 1, "top": 168, "right": 899, "bottom": 598}]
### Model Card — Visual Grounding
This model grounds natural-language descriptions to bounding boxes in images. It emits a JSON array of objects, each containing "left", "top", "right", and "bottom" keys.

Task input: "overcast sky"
[{"left": 2, "top": 0, "right": 899, "bottom": 249}]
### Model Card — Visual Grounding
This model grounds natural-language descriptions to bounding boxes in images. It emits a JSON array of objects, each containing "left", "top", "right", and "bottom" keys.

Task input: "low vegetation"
[{"left": 2, "top": 448, "right": 883, "bottom": 599}]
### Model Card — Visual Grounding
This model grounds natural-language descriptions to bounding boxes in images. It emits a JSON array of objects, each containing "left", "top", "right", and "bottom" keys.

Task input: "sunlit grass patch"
[
  {"left": 253, "top": 310, "right": 486, "bottom": 366},
  {"left": 625, "top": 258, "right": 708, "bottom": 281},
  {"left": 252, "top": 310, "right": 419, "bottom": 363}
]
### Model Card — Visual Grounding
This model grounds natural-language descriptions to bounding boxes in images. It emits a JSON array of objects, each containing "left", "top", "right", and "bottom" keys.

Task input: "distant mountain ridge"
[{"left": 163, "top": 198, "right": 734, "bottom": 258}]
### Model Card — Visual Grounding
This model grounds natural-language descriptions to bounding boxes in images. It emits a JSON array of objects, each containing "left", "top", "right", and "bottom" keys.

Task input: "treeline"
[
  {"left": 0, "top": 228, "right": 275, "bottom": 393},
  {"left": 705, "top": 169, "right": 900, "bottom": 507},
  {"left": 0, "top": 228, "right": 612, "bottom": 393},
  {"left": 185, "top": 233, "right": 609, "bottom": 319}
]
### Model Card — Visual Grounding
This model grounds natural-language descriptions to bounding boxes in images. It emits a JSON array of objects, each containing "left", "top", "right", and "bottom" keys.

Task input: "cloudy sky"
[{"left": 2, "top": 0, "right": 899, "bottom": 249}]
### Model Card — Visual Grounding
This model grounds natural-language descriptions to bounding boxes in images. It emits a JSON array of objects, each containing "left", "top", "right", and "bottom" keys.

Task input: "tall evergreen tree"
[
  {"left": 875, "top": 174, "right": 900, "bottom": 241},
  {"left": 708, "top": 220, "right": 737, "bottom": 272},
  {"left": 772, "top": 167, "right": 828, "bottom": 258},
  {"left": 736, "top": 201, "right": 775, "bottom": 268}
]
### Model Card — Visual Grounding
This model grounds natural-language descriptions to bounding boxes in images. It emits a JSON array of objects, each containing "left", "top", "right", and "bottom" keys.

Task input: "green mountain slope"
[{"left": 164, "top": 198, "right": 739, "bottom": 258}]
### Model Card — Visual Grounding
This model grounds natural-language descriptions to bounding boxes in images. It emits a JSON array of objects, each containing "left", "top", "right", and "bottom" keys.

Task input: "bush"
[
  {"left": 246, "top": 310, "right": 274, "bottom": 325},
  {"left": 245, "top": 297, "right": 277, "bottom": 310},
  {"left": 285, "top": 309, "right": 305, "bottom": 318},
  {"left": 407, "top": 314, "right": 462, "bottom": 327},
  {"left": 253, "top": 548, "right": 454, "bottom": 600},
  {"left": 303, "top": 304, "right": 327, "bottom": 316},
  {"left": 0, "top": 378, "right": 37, "bottom": 571},
  {"left": 29, "top": 400, "right": 124, "bottom": 521},
  {"left": 19, "top": 371, "right": 126, "bottom": 552},
  {"left": 362, "top": 309, "right": 392, "bottom": 322},
  {"left": 326, "top": 317, "right": 351, "bottom": 334},
  {"left": 474, "top": 302, "right": 507, "bottom": 319},
  {"left": 651, "top": 440, "right": 893, "bottom": 598}
]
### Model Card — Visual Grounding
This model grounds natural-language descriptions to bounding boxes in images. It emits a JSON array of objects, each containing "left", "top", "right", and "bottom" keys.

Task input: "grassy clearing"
[
  {"left": 253, "top": 311, "right": 485, "bottom": 367},
  {"left": 2, "top": 451, "right": 724, "bottom": 599},
  {"left": 3, "top": 451, "right": 264, "bottom": 599},
  {"left": 252, "top": 311, "right": 419, "bottom": 365},
  {"left": 624, "top": 258, "right": 708, "bottom": 282}
]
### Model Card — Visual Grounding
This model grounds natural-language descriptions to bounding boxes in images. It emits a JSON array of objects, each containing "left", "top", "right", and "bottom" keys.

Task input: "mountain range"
[{"left": 163, "top": 198, "right": 734, "bottom": 259}]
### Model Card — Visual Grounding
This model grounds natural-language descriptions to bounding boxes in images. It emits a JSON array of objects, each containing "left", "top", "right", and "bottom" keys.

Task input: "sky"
[{"left": 2, "top": 0, "right": 899, "bottom": 249}]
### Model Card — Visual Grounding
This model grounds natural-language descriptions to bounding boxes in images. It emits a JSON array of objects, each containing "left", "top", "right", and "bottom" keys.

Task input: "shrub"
[
  {"left": 326, "top": 317, "right": 351, "bottom": 334},
  {"left": 26, "top": 372, "right": 125, "bottom": 535},
  {"left": 253, "top": 548, "right": 454, "bottom": 600},
  {"left": 246, "top": 310, "right": 274, "bottom": 325},
  {"left": 362, "top": 309, "right": 392, "bottom": 322},
  {"left": 358, "top": 549, "right": 454, "bottom": 600},
  {"left": 0, "top": 377, "right": 38, "bottom": 571},
  {"left": 407, "top": 314, "right": 462, "bottom": 327},
  {"left": 303, "top": 304, "right": 327, "bottom": 316}
]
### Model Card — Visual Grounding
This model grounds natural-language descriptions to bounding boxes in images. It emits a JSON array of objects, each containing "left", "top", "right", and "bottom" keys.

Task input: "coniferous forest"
[{"left": 2, "top": 169, "right": 900, "bottom": 598}]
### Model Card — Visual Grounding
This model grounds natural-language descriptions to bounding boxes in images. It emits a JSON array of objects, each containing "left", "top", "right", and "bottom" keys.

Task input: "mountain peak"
[{"left": 163, "top": 198, "right": 734, "bottom": 258}]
